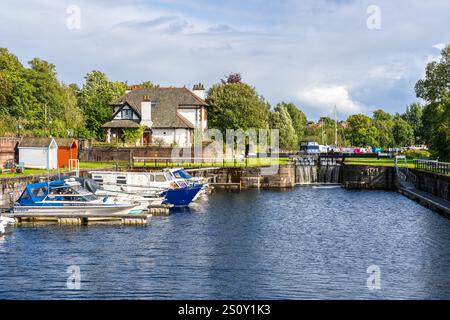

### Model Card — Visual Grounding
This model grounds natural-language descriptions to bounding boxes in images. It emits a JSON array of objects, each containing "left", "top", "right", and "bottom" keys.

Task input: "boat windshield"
[
  {"left": 47, "top": 185, "right": 97, "bottom": 202},
  {"left": 172, "top": 170, "right": 193, "bottom": 180}
]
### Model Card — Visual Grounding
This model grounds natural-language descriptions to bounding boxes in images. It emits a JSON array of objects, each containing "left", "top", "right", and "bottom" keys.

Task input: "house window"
[{"left": 122, "top": 109, "right": 132, "bottom": 119}]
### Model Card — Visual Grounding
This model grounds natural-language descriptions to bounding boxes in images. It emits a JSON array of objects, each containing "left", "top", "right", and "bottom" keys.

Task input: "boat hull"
[
  {"left": 161, "top": 185, "right": 203, "bottom": 207},
  {"left": 11, "top": 204, "right": 139, "bottom": 216}
]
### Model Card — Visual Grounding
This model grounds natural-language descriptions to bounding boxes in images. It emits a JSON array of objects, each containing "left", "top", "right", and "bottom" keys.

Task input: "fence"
[{"left": 414, "top": 159, "right": 450, "bottom": 175}]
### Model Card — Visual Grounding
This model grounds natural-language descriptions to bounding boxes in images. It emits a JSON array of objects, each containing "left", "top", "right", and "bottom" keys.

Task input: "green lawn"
[
  {"left": 0, "top": 158, "right": 290, "bottom": 179},
  {"left": 344, "top": 157, "right": 415, "bottom": 168},
  {"left": 132, "top": 157, "right": 291, "bottom": 168}
]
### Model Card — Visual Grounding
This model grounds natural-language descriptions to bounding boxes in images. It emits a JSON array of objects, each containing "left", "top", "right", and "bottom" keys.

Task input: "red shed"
[{"left": 55, "top": 138, "right": 78, "bottom": 168}]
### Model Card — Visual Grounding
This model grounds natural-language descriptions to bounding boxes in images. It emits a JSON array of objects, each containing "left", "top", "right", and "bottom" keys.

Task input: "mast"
[{"left": 334, "top": 105, "right": 338, "bottom": 146}]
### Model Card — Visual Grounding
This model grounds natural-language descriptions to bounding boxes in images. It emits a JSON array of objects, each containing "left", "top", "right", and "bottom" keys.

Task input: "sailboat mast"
[{"left": 334, "top": 105, "right": 338, "bottom": 146}]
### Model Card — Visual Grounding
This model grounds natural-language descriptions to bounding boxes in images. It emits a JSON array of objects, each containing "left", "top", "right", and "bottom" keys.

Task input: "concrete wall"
[
  {"left": 341, "top": 165, "right": 397, "bottom": 190},
  {"left": 411, "top": 169, "right": 450, "bottom": 202}
]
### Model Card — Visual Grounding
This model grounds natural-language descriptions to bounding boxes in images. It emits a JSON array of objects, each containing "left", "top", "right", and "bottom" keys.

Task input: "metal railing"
[
  {"left": 133, "top": 157, "right": 268, "bottom": 168},
  {"left": 414, "top": 159, "right": 450, "bottom": 175}
]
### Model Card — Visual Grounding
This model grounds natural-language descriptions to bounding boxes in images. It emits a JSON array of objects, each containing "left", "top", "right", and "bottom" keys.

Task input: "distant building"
[
  {"left": 102, "top": 84, "right": 208, "bottom": 147},
  {"left": 18, "top": 137, "right": 58, "bottom": 169}
]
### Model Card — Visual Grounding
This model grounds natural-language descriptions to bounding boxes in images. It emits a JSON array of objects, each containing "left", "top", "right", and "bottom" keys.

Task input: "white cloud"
[
  {"left": 432, "top": 43, "right": 446, "bottom": 51},
  {"left": 298, "top": 86, "right": 364, "bottom": 116}
]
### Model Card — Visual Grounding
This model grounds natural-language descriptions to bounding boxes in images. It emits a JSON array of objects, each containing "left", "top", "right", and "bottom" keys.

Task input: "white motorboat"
[{"left": 13, "top": 179, "right": 143, "bottom": 215}]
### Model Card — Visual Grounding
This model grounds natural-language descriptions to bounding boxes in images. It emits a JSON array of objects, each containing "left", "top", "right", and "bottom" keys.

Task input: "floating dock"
[
  {"left": 2, "top": 212, "right": 151, "bottom": 225},
  {"left": 398, "top": 187, "right": 450, "bottom": 219}
]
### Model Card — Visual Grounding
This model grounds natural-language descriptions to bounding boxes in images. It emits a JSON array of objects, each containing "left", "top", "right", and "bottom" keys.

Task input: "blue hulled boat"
[{"left": 160, "top": 184, "right": 204, "bottom": 207}]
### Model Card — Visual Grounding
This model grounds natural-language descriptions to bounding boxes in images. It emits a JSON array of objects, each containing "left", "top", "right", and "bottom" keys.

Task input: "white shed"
[{"left": 18, "top": 138, "right": 58, "bottom": 169}]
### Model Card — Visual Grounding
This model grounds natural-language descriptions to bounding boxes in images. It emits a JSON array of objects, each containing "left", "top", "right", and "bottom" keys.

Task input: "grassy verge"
[
  {"left": 0, "top": 158, "right": 291, "bottom": 179},
  {"left": 344, "top": 158, "right": 415, "bottom": 168},
  {"left": 132, "top": 158, "right": 291, "bottom": 168}
]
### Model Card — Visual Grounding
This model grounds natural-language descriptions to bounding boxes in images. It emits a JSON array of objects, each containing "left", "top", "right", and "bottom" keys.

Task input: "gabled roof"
[
  {"left": 55, "top": 138, "right": 78, "bottom": 148},
  {"left": 18, "top": 137, "right": 57, "bottom": 148},
  {"left": 111, "top": 87, "right": 207, "bottom": 129}
]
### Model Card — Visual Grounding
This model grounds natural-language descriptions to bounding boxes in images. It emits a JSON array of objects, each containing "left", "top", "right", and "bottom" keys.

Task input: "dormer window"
[{"left": 122, "top": 108, "right": 132, "bottom": 119}]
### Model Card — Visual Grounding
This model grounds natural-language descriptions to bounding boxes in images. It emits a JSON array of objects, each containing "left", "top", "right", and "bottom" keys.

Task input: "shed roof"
[
  {"left": 18, "top": 137, "right": 56, "bottom": 148},
  {"left": 55, "top": 138, "right": 78, "bottom": 148}
]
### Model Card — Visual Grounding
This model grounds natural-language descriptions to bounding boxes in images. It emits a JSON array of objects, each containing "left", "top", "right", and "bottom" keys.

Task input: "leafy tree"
[
  {"left": 402, "top": 102, "right": 423, "bottom": 144},
  {"left": 415, "top": 45, "right": 450, "bottom": 103},
  {"left": 78, "top": 71, "right": 126, "bottom": 139},
  {"left": 276, "top": 102, "right": 307, "bottom": 142},
  {"left": 392, "top": 116, "right": 414, "bottom": 147},
  {"left": 206, "top": 81, "right": 270, "bottom": 133},
  {"left": 345, "top": 114, "right": 378, "bottom": 147},
  {"left": 429, "top": 91, "right": 450, "bottom": 160},
  {"left": 221, "top": 73, "right": 242, "bottom": 84},
  {"left": 372, "top": 109, "right": 393, "bottom": 148},
  {"left": 415, "top": 44, "right": 450, "bottom": 158},
  {"left": 269, "top": 105, "right": 297, "bottom": 150}
]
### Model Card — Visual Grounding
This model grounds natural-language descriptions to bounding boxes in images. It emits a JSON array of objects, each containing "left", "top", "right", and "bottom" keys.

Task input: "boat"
[
  {"left": 0, "top": 215, "right": 15, "bottom": 236},
  {"left": 163, "top": 168, "right": 211, "bottom": 201},
  {"left": 12, "top": 179, "right": 142, "bottom": 215},
  {"left": 89, "top": 170, "right": 204, "bottom": 207},
  {"left": 76, "top": 177, "right": 168, "bottom": 211}
]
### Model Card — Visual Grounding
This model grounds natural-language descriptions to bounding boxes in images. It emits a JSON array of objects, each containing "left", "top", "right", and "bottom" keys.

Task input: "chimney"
[
  {"left": 192, "top": 83, "right": 205, "bottom": 100},
  {"left": 141, "top": 95, "right": 153, "bottom": 128}
]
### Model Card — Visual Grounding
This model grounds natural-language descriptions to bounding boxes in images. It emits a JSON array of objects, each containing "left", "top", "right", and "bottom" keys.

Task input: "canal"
[{"left": 0, "top": 187, "right": 449, "bottom": 299}]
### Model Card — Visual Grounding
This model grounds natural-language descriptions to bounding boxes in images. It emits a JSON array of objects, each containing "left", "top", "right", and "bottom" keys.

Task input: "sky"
[{"left": 0, "top": 0, "right": 449, "bottom": 120}]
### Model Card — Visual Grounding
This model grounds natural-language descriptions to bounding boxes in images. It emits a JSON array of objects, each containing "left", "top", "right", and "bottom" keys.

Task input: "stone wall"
[
  {"left": 411, "top": 169, "right": 450, "bottom": 202},
  {"left": 341, "top": 165, "right": 397, "bottom": 190}
]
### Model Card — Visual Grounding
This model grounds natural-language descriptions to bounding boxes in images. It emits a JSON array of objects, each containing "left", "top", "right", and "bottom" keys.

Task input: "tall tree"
[
  {"left": 415, "top": 44, "right": 450, "bottom": 158},
  {"left": 345, "top": 114, "right": 378, "bottom": 147},
  {"left": 372, "top": 109, "right": 393, "bottom": 148},
  {"left": 402, "top": 102, "right": 423, "bottom": 144},
  {"left": 392, "top": 116, "right": 414, "bottom": 147},
  {"left": 270, "top": 105, "right": 298, "bottom": 150},
  {"left": 78, "top": 71, "right": 126, "bottom": 139},
  {"left": 277, "top": 102, "right": 307, "bottom": 142},
  {"left": 206, "top": 81, "right": 270, "bottom": 133},
  {"left": 415, "top": 45, "right": 450, "bottom": 103}
]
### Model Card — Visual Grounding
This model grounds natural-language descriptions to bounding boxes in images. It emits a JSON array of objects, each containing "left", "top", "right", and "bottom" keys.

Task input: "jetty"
[{"left": 1, "top": 212, "right": 151, "bottom": 225}]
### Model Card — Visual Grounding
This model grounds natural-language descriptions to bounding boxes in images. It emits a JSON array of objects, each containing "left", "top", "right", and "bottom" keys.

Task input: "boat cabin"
[{"left": 17, "top": 180, "right": 97, "bottom": 206}]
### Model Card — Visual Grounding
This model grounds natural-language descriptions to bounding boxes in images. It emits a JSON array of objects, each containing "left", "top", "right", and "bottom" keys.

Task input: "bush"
[{"left": 403, "top": 149, "right": 431, "bottom": 159}]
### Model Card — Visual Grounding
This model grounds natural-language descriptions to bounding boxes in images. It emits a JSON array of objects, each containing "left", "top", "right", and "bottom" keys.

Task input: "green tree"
[
  {"left": 78, "top": 71, "right": 126, "bottom": 139},
  {"left": 277, "top": 102, "right": 307, "bottom": 142},
  {"left": 372, "top": 109, "right": 393, "bottom": 148},
  {"left": 206, "top": 82, "right": 270, "bottom": 133},
  {"left": 415, "top": 45, "right": 450, "bottom": 103},
  {"left": 269, "top": 105, "right": 297, "bottom": 150},
  {"left": 415, "top": 44, "right": 450, "bottom": 158},
  {"left": 429, "top": 91, "right": 450, "bottom": 160},
  {"left": 345, "top": 114, "right": 378, "bottom": 147},
  {"left": 392, "top": 116, "right": 414, "bottom": 147},
  {"left": 402, "top": 102, "right": 423, "bottom": 144}
]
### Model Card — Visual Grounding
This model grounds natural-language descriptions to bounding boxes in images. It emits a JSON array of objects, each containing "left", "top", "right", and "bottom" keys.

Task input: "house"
[
  {"left": 18, "top": 137, "right": 58, "bottom": 169},
  {"left": 55, "top": 138, "right": 78, "bottom": 168},
  {"left": 102, "top": 84, "right": 208, "bottom": 147}
]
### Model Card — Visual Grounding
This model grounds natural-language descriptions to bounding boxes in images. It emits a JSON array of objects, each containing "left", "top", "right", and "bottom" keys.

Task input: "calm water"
[{"left": 0, "top": 187, "right": 449, "bottom": 300}]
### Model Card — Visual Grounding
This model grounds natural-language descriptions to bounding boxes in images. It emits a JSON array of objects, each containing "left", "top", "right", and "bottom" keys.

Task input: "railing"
[
  {"left": 414, "top": 159, "right": 450, "bottom": 175},
  {"left": 132, "top": 157, "right": 285, "bottom": 168}
]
